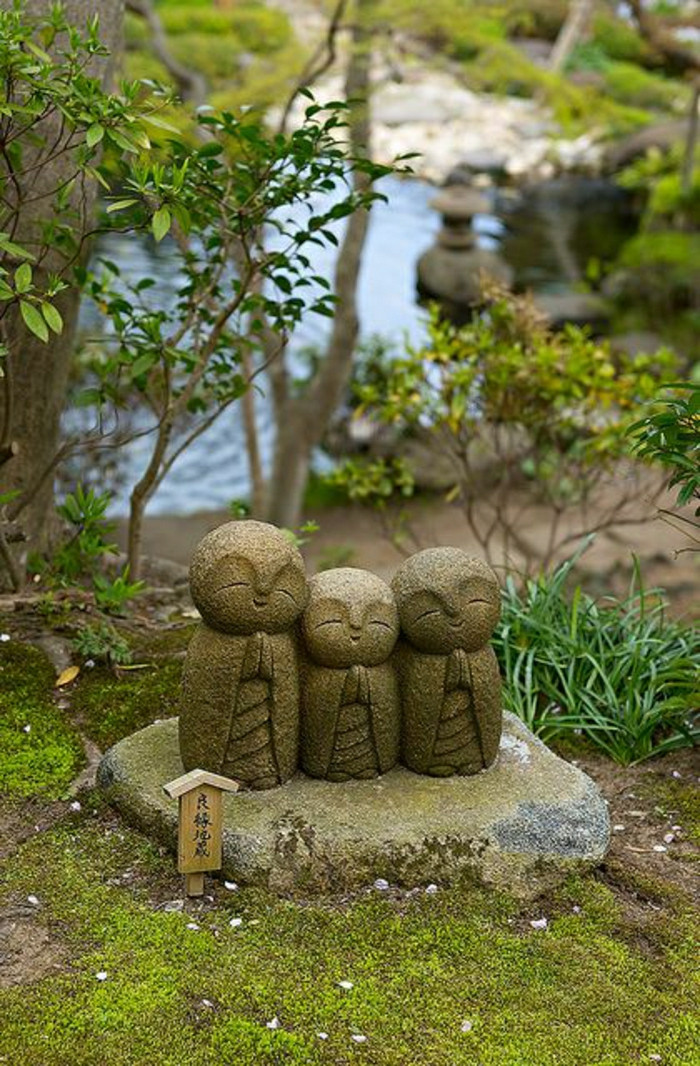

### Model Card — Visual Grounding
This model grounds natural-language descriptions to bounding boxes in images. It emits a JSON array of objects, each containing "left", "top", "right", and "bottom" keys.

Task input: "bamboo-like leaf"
[{"left": 20, "top": 300, "right": 49, "bottom": 342}]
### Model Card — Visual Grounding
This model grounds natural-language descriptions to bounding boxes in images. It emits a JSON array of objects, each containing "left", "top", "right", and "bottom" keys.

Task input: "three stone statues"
[{"left": 179, "top": 521, "right": 502, "bottom": 790}]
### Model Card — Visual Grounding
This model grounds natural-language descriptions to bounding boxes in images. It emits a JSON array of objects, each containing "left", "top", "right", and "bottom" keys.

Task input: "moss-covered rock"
[
  {"left": 98, "top": 713, "right": 610, "bottom": 897},
  {"left": 0, "top": 643, "right": 84, "bottom": 800}
]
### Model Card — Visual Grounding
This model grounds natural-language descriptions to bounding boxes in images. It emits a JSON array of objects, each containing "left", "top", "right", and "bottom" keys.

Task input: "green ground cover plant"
[
  {"left": 71, "top": 659, "right": 182, "bottom": 750},
  {"left": 0, "top": 643, "right": 83, "bottom": 798},
  {"left": 493, "top": 547, "right": 700, "bottom": 764},
  {"left": 0, "top": 819, "right": 697, "bottom": 1066}
]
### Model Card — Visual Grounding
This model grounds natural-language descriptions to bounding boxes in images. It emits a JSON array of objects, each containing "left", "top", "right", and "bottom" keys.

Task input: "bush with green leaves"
[
  {"left": 72, "top": 620, "right": 132, "bottom": 667},
  {"left": 493, "top": 544, "right": 699, "bottom": 764},
  {"left": 335, "top": 288, "right": 676, "bottom": 570},
  {"left": 629, "top": 382, "right": 700, "bottom": 548}
]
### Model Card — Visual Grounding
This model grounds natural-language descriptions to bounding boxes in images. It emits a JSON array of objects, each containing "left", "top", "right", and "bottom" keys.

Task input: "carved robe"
[
  {"left": 179, "top": 625, "right": 300, "bottom": 789},
  {"left": 301, "top": 661, "right": 399, "bottom": 781},
  {"left": 397, "top": 643, "right": 502, "bottom": 776}
]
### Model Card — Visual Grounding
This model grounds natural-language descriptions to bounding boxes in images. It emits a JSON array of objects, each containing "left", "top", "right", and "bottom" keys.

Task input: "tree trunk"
[
  {"left": 265, "top": 0, "right": 372, "bottom": 529},
  {"left": 0, "top": 1, "right": 123, "bottom": 575},
  {"left": 549, "top": 0, "right": 593, "bottom": 73}
]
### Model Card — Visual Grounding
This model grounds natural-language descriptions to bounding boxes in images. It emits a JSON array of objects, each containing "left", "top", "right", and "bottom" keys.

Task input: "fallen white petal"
[
  {"left": 671, "top": 824, "right": 682, "bottom": 832},
  {"left": 425, "top": 883, "right": 439, "bottom": 895},
  {"left": 460, "top": 1020, "right": 473, "bottom": 1032},
  {"left": 663, "top": 833, "right": 675, "bottom": 844},
  {"left": 649, "top": 1055, "right": 662, "bottom": 1062},
  {"left": 316, "top": 1032, "right": 329, "bottom": 1040},
  {"left": 27, "top": 895, "right": 40, "bottom": 906},
  {"left": 163, "top": 900, "right": 184, "bottom": 913},
  {"left": 266, "top": 1016, "right": 281, "bottom": 1030},
  {"left": 95, "top": 972, "right": 108, "bottom": 982},
  {"left": 229, "top": 917, "right": 243, "bottom": 928},
  {"left": 672, "top": 771, "right": 681, "bottom": 779},
  {"left": 337, "top": 980, "right": 353, "bottom": 990},
  {"left": 351, "top": 1034, "right": 367, "bottom": 1044},
  {"left": 572, "top": 905, "right": 581, "bottom": 914},
  {"left": 653, "top": 845, "right": 667, "bottom": 853},
  {"left": 0, "top": 633, "right": 11, "bottom": 642},
  {"left": 530, "top": 917, "right": 548, "bottom": 930},
  {"left": 613, "top": 824, "right": 625, "bottom": 832},
  {"left": 22, "top": 725, "right": 31, "bottom": 734},
  {"left": 202, "top": 999, "right": 214, "bottom": 1008},
  {"left": 70, "top": 801, "right": 82, "bottom": 812},
  {"left": 224, "top": 881, "right": 238, "bottom": 891},
  {"left": 373, "top": 878, "right": 389, "bottom": 891},
  {"left": 186, "top": 922, "right": 199, "bottom": 931},
  {"left": 85, "top": 659, "right": 95, "bottom": 668}
]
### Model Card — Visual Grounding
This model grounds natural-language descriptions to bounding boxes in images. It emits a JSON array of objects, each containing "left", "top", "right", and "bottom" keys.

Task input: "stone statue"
[
  {"left": 300, "top": 568, "right": 400, "bottom": 781},
  {"left": 391, "top": 547, "right": 502, "bottom": 776},
  {"left": 179, "top": 521, "right": 308, "bottom": 790}
]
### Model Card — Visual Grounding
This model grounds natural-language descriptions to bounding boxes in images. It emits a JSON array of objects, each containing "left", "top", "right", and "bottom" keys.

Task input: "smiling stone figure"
[
  {"left": 179, "top": 521, "right": 308, "bottom": 789},
  {"left": 392, "top": 548, "right": 502, "bottom": 777},
  {"left": 300, "top": 568, "right": 400, "bottom": 781}
]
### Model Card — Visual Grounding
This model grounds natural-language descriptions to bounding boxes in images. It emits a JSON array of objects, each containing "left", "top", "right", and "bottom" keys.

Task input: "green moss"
[
  {"left": 0, "top": 643, "right": 84, "bottom": 799},
  {"left": 130, "top": 624, "right": 196, "bottom": 658},
  {"left": 72, "top": 661, "right": 182, "bottom": 751},
  {"left": 640, "top": 778, "right": 700, "bottom": 845},
  {"left": 603, "top": 61, "right": 686, "bottom": 112},
  {"left": 0, "top": 822, "right": 698, "bottom": 1064}
]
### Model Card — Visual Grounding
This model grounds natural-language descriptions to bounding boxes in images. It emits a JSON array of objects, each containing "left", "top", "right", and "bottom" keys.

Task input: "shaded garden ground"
[{"left": 0, "top": 615, "right": 698, "bottom": 1066}]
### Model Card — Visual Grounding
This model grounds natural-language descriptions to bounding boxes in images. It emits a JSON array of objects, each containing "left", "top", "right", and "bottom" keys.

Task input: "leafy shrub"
[
  {"left": 73, "top": 622, "right": 133, "bottom": 667},
  {"left": 52, "top": 484, "right": 117, "bottom": 583},
  {"left": 159, "top": 2, "right": 291, "bottom": 53},
  {"left": 591, "top": 13, "right": 653, "bottom": 65},
  {"left": 630, "top": 382, "right": 700, "bottom": 547},
  {"left": 615, "top": 232, "right": 700, "bottom": 315},
  {"left": 493, "top": 546, "right": 700, "bottom": 764}
]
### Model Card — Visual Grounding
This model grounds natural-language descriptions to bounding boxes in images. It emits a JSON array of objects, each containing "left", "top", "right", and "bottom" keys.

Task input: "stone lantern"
[{"left": 417, "top": 184, "right": 513, "bottom": 313}]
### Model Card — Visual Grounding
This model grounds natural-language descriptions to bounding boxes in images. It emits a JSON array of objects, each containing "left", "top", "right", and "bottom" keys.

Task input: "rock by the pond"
[{"left": 98, "top": 713, "right": 610, "bottom": 898}]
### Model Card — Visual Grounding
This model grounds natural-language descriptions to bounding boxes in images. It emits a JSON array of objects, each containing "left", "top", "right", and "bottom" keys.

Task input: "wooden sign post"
[{"left": 163, "top": 769, "right": 239, "bottom": 897}]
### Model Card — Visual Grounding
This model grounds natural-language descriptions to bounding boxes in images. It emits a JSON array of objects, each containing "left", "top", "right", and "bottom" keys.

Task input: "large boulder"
[{"left": 98, "top": 713, "right": 610, "bottom": 899}]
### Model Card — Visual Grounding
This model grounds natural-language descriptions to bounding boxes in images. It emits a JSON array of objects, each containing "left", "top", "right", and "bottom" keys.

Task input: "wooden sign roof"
[{"left": 163, "top": 768, "right": 240, "bottom": 799}]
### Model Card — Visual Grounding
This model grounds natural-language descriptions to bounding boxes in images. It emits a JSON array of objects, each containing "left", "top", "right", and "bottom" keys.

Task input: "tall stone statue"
[
  {"left": 179, "top": 521, "right": 308, "bottom": 790},
  {"left": 392, "top": 548, "right": 502, "bottom": 776},
  {"left": 300, "top": 568, "right": 400, "bottom": 781}
]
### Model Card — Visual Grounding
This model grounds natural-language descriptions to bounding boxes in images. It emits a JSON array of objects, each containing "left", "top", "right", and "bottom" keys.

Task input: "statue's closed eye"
[
  {"left": 370, "top": 620, "right": 393, "bottom": 630},
  {"left": 314, "top": 619, "right": 343, "bottom": 630},
  {"left": 412, "top": 607, "right": 441, "bottom": 623},
  {"left": 215, "top": 580, "right": 250, "bottom": 594},
  {"left": 276, "top": 587, "right": 300, "bottom": 606}
]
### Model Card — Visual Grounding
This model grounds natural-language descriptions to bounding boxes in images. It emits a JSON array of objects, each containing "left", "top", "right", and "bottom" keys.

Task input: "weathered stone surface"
[
  {"left": 300, "top": 568, "right": 400, "bottom": 781},
  {"left": 417, "top": 245, "right": 514, "bottom": 306},
  {"left": 97, "top": 713, "right": 610, "bottom": 898},
  {"left": 392, "top": 549, "right": 503, "bottom": 776},
  {"left": 179, "top": 520, "right": 308, "bottom": 790}
]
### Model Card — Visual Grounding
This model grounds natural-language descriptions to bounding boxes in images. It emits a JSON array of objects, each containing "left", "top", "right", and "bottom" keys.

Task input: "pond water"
[{"left": 80, "top": 174, "right": 637, "bottom": 515}]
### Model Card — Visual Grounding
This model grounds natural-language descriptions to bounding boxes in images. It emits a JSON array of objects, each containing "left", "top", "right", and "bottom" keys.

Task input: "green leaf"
[
  {"left": 86, "top": 123, "right": 104, "bottom": 148},
  {"left": 41, "top": 302, "right": 63, "bottom": 335},
  {"left": 106, "top": 199, "right": 138, "bottom": 214},
  {"left": 152, "top": 206, "right": 171, "bottom": 243},
  {"left": 0, "top": 233, "right": 35, "bottom": 261},
  {"left": 20, "top": 301, "right": 49, "bottom": 342},
  {"left": 14, "top": 263, "right": 32, "bottom": 293}
]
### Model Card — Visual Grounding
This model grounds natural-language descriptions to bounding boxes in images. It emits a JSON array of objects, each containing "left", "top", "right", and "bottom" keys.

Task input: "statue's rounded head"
[
  {"left": 302, "top": 567, "right": 399, "bottom": 668},
  {"left": 392, "top": 547, "right": 500, "bottom": 654},
  {"left": 189, "top": 520, "right": 308, "bottom": 634}
]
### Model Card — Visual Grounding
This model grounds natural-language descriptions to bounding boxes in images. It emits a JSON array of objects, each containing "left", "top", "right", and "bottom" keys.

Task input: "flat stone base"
[{"left": 97, "top": 714, "right": 609, "bottom": 898}]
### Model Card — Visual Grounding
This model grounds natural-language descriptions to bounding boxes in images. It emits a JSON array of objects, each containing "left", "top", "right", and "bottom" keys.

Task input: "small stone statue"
[
  {"left": 392, "top": 548, "right": 502, "bottom": 776},
  {"left": 300, "top": 568, "right": 400, "bottom": 781},
  {"left": 179, "top": 521, "right": 308, "bottom": 790}
]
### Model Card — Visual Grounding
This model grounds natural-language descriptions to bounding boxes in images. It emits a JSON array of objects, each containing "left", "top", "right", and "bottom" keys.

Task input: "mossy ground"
[
  {"left": 0, "top": 643, "right": 83, "bottom": 799},
  {"left": 0, "top": 815, "right": 698, "bottom": 1066},
  {"left": 1, "top": 639, "right": 697, "bottom": 1065},
  {"left": 71, "top": 660, "right": 182, "bottom": 752}
]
